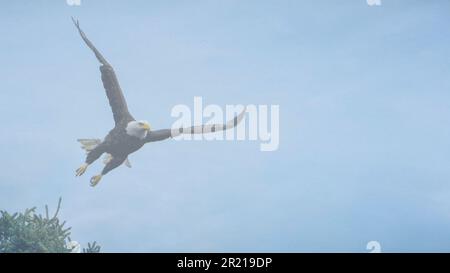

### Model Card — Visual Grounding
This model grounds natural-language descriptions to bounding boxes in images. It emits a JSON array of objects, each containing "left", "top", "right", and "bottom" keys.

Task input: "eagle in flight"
[{"left": 72, "top": 18, "right": 245, "bottom": 187}]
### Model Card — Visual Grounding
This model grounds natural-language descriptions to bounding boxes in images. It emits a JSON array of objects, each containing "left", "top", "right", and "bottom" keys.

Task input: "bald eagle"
[{"left": 72, "top": 19, "right": 245, "bottom": 187}]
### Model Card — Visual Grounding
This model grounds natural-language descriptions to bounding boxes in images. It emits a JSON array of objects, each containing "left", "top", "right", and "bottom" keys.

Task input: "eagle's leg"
[
  {"left": 76, "top": 144, "right": 105, "bottom": 177},
  {"left": 90, "top": 175, "right": 102, "bottom": 187},
  {"left": 90, "top": 155, "right": 126, "bottom": 187},
  {"left": 75, "top": 163, "right": 89, "bottom": 177}
]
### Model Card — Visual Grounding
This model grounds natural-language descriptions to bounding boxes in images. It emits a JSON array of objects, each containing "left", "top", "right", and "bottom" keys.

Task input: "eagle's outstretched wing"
[
  {"left": 144, "top": 108, "right": 246, "bottom": 143},
  {"left": 72, "top": 18, "right": 134, "bottom": 125}
]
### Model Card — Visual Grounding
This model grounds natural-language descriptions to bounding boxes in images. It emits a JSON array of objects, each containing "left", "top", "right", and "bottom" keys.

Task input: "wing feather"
[
  {"left": 144, "top": 107, "right": 246, "bottom": 143},
  {"left": 72, "top": 18, "right": 134, "bottom": 125},
  {"left": 172, "top": 107, "right": 246, "bottom": 137}
]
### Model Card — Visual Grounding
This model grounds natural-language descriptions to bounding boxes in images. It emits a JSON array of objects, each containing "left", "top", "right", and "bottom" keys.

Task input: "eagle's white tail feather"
[
  {"left": 77, "top": 138, "right": 102, "bottom": 153},
  {"left": 78, "top": 138, "right": 131, "bottom": 168}
]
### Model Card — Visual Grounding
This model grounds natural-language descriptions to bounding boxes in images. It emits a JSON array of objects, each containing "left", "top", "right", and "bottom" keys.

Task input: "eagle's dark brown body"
[{"left": 87, "top": 125, "right": 171, "bottom": 175}]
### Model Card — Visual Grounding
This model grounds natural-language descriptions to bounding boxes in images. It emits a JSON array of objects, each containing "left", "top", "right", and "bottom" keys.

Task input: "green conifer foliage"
[{"left": 0, "top": 198, "right": 100, "bottom": 253}]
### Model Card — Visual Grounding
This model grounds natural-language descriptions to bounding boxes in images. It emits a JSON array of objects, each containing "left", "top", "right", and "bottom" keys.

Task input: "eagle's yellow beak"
[{"left": 142, "top": 123, "right": 151, "bottom": 131}]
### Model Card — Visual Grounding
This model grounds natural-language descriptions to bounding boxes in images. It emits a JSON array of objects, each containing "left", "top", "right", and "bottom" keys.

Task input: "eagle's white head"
[{"left": 126, "top": 120, "right": 151, "bottom": 139}]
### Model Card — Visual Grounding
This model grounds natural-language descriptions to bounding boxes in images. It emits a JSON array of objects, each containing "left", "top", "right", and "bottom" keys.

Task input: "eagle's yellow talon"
[
  {"left": 76, "top": 163, "right": 89, "bottom": 177},
  {"left": 90, "top": 175, "right": 102, "bottom": 187}
]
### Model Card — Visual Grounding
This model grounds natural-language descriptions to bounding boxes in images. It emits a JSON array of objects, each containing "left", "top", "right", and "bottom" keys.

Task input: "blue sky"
[{"left": 1, "top": 0, "right": 450, "bottom": 252}]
